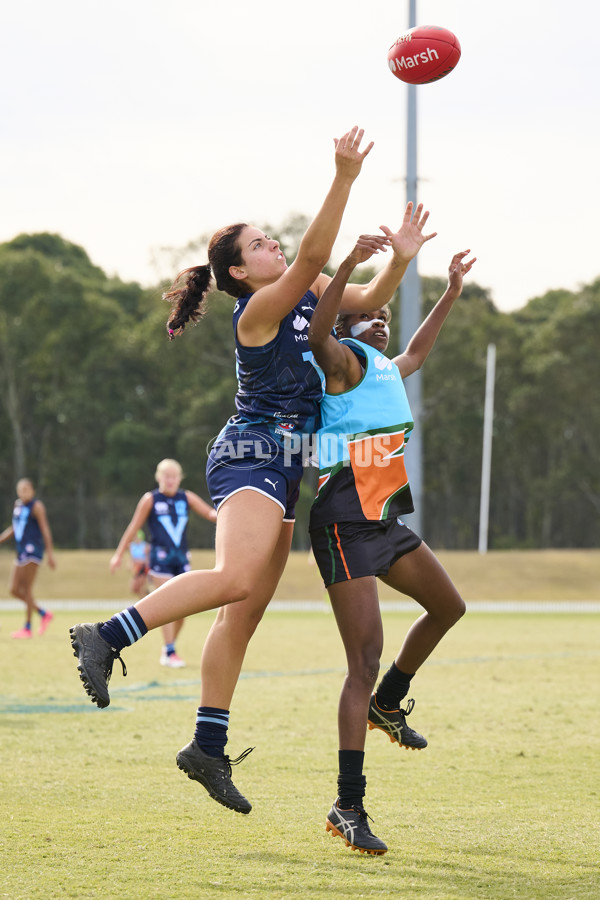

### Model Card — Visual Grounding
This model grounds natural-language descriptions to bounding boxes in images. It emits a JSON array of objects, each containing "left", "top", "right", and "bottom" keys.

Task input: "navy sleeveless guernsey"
[
  {"left": 12, "top": 497, "right": 44, "bottom": 561},
  {"left": 206, "top": 288, "right": 326, "bottom": 517},
  {"left": 146, "top": 489, "right": 190, "bottom": 567},
  {"left": 226, "top": 289, "right": 324, "bottom": 442}
]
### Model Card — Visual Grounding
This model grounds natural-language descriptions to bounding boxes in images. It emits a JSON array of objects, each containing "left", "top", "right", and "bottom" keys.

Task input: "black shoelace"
[
  {"left": 401, "top": 697, "right": 415, "bottom": 717},
  {"left": 106, "top": 648, "right": 127, "bottom": 679},
  {"left": 223, "top": 746, "right": 254, "bottom": 775},
  {"left": 351, "top": 805, "right": 376, "bottom": 832}
]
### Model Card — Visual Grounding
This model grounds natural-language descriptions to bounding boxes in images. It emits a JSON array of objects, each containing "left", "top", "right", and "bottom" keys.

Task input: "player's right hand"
[{"left": 333, "top": 126, "right": 374, "bottom": 179}]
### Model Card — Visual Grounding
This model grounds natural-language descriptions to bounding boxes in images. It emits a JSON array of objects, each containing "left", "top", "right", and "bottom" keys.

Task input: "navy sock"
[
  {"left": 165, "top": 643, "right": 176, "bottom": 656},
  {"left": 194, "top": 707, "right": 229, "bottom": 758},
  {"left": 99, "top": 606, "right": 148, "bottom": 652},
  {"left": 337, "top": 750, "right": 366, "bottom": 809},
  {"left": 375, "top": 662, "right": 414, "bottom": 710}
]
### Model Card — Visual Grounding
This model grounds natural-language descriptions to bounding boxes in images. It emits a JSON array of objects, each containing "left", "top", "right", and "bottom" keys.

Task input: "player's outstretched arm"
[
  {"left": 339, "top": 202, "right": 436, "bottom": 313},
  {"left": 0, "top": 525, "right": 14, "bottom": 544},
  {"left": 239, "top": 127, "right": 374, "bottom": 344},
  {"left": 309, "top": 234, "right": 389, "bottom": 393},
  {"left": 393, "top": 250, "right": 476, "bottom": 378},
  {"left": 34, "top": 500, "right": 56, "bottom": 569},
  {"left": 186, "top": 491, "right": 217, "bottom": 523},
  {"left": 110, "top": 493, "right": 154, "bottom": 573}
]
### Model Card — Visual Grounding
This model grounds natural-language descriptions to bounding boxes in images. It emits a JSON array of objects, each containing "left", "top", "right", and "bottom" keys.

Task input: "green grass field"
[
  {"left": 1, "top": 599, "right": 599, "bottom": 899},
  {"left": 1, "top": 548, "right": 600, "bottom": 603}
]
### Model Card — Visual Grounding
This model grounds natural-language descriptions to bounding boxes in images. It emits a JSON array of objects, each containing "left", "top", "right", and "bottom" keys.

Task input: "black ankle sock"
[
  {"left": 337, "top": 750, "right": 366, "bottom": 808},
  {"left": 375, "top": 662, "right": 414, "bottom": 711},
  {"left": 337, "top": 774, "right": 366, "bottom": 809}
]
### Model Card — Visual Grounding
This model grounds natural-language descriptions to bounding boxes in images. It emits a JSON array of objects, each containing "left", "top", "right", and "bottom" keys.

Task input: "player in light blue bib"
[
  {"left": 70, "top": 131, "right": 440, "bottom": 826},
  {"left": 308, "top": 231, "right": 476, "bottom": 854}
]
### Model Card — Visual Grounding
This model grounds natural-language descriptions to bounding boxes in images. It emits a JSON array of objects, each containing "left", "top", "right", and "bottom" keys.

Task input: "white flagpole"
[{"left": 478, "top": 343, "right": 496, "bottom": 553}]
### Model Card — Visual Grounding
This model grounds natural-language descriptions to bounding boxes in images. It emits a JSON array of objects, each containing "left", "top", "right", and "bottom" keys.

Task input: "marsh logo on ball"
[{"left": 388, "top": 25, "right": 461, "bottom": 85}]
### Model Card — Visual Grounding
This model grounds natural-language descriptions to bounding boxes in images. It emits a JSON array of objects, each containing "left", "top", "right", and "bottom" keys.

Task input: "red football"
[{"left": 387, "top": 25, "right": 461, "bottom": 85}]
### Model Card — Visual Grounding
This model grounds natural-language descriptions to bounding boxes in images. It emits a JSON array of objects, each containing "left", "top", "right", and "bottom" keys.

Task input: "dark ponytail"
[
  {"left": 164, "top": 223, "right": 248, "bottom": 340},
  {"left": 164, "top": 265, "right": 212, "bottom": 340}
]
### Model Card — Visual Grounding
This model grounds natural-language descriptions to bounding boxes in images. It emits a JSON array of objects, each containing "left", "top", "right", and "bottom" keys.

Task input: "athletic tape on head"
[{"left": 350, "top": 319, "right": 390, "bottom": 339}]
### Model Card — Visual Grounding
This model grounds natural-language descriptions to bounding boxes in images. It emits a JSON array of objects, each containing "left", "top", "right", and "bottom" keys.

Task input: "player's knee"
[
  {"left": 348, "top": 647, "right": 381, "bottom": 689},
  {"left": 219, "top": 601, "right": 266, "bottom": 639},
  {"left": 444, "top": 595, "right": 466, "bottom": 628},
  {"left": 453, "top": 596, "right": 467, "bottom": 623},
  {"left": 224, "top": 578, "right": 255, "bottom": 605}
]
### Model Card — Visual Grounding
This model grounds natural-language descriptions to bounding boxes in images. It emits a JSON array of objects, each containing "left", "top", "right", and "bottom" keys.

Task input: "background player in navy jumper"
[
  {"left": 308, "top": 233, "right": 475, "bottom": 854},
  {"left": 109, "top": 459, "right": 216, "bottom": 667},
  {"left": 0, "top": 478, "right": 55, "bottom": 638},
  {"left": 70, "top": 128, "right": 436, "bottom": 817}
]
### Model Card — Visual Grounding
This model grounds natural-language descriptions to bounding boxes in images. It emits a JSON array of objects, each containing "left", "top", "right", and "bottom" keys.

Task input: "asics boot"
[
  {"left": 368, "top": 695, "right": 427, "bottom": 749},
  {"left": 326, "top": 800, "right": 388, "bottom": 855}
]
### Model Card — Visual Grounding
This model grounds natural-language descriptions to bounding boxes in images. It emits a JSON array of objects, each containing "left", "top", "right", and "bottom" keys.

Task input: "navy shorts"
[
  {"left": 310, "top": 516, "right": 422, "bottom": 587},
  {"left": 16, "top": 543, "right": 44, "bottom": 566},
  {"left": 149, "top": 547, "right": 190, "bottom": 578},
  {"left": 206, "top": 426, "right": 304, "bottom": 522}
]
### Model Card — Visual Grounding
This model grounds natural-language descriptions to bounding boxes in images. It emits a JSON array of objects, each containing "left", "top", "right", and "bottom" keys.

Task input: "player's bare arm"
[
  {"left": 0, "top": 525, "right": 14, "bottom": 544},
  {"left": 393, "top": 250, "right": 476, "bottom": 379},
  {"left": 338, "top": 202, "right": 437, "bottom": 313},
  {"left": 33, "top": 500, "right": 56, "bottom": 568},
  {"left": 237, "top": 127, "right": 374, "bottom": 346},
  {"left": 110, "top": 493, "right": 154, "bottom": 572},
  {"left": 186, "top": 491, "right": 217, "bottom": 523},
  {"left": 308, "top": 234, "right": 389, "bottom": 393}
]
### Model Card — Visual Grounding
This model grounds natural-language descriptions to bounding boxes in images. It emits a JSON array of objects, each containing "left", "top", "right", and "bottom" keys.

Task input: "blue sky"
[{"left": 2, "top": 0, "right": 598, "bottom": 311}]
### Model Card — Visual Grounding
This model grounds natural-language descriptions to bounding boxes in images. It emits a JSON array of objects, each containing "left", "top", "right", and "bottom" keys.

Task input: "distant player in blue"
[
  {"left": 110, "top": 459, "right": 216, "bottom": 667},
  {"left": 71, "top": 128, "right": 435, "bottom": 820},
  {"left": 308, "top": 233, "right": 475, "bottom": 855},
  {"left": 0, "top": 478, "right": 55, "bottom": 638}
]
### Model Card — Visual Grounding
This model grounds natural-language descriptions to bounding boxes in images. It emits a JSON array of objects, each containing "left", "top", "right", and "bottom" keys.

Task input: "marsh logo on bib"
[{"left": 374, "top": 355, "right": 393, "bottom": 371}]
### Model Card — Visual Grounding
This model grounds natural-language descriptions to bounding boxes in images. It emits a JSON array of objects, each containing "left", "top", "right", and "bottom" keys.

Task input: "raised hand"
[
  {"left": 447, "top": 250, "right": 477, "bottom": 296},
  {"left": 333, "top": 126, "right": 374, "bottom": 180},
  {"left": 346, "top": 233, "right": 391, "bottom": 268},
  {"left": 380, "top": 202, "right": 437, "bottom": 264}
]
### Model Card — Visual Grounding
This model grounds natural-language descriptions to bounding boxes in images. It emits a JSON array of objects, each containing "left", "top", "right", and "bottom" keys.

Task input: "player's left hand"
[
  {"left": 381, "top": 201, "right": 437, "bottom": 263},
  {"left": 448, "top": 250, "right": 477, "bottom": 293}
]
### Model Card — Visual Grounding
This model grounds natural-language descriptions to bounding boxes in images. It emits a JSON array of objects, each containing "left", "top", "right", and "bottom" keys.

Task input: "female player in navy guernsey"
[
  {"left": 0, "top": 478, "right": 56, "bottom": 638},
  {"left": 308, "top": 233, "right": 476, "bottom": 854},
  {"left": 70, "top": 127, "right": 435, "bottom": 817},
  {"left": 109, "top": 459, "right": 216, "bottom": 668}
]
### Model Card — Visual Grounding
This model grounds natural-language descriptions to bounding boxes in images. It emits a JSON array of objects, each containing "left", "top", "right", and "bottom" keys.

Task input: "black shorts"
[{"left": 310, "top": 516, "right": 422, "bottom": 587}]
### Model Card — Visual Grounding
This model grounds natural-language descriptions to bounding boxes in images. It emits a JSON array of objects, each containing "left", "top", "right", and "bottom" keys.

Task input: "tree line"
[{"left": 0, "top": 231, "right": 598, "bottom": 550}]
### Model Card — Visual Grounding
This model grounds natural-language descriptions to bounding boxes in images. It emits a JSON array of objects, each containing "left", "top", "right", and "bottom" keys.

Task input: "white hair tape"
[{"left": 350, "top": 319, "right": 390, "bottom": 339}]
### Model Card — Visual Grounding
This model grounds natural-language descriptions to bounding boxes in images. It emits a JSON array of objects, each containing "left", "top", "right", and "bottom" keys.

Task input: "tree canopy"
[{"left": 1, "top": 231, "right": 598, "bottom": 549}]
